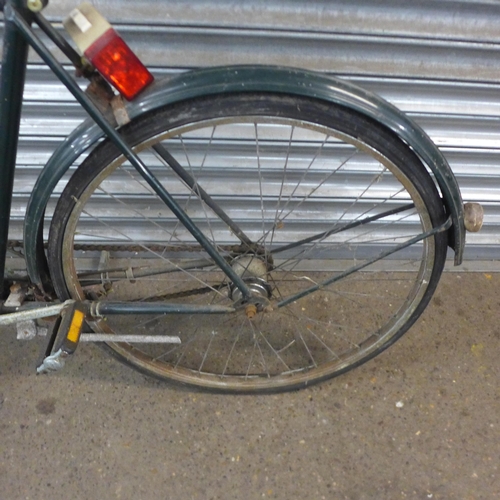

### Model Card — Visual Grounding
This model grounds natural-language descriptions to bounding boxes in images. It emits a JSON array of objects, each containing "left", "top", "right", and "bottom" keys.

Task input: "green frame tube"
[{"left": 0, "top": 0, "right": 32, "bottom": 296}]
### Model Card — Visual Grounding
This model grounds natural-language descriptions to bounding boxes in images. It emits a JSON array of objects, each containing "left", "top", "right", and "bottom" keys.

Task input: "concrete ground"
[{"left": 0, "top": 273, "right": 498, "bottom": 500}]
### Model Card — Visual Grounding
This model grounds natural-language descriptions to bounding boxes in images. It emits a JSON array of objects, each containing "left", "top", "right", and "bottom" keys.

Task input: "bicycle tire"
[{"left": 48, "top": 92, "right": 448, "bottom": 393}]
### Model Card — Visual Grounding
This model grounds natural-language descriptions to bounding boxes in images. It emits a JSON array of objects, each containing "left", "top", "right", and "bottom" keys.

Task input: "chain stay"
[{"left": 7, "top": 240, "right": 252, "bottom": 254}]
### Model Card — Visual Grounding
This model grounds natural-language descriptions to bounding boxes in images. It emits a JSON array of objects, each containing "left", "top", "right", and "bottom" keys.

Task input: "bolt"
[
  {"left": 27, "top": 0, "right": 44, "bottom": 12},
  {"left": 464, "top": 202, "right": 484, "bottom": 232},
  {"left": 245, "top": 304, "right": 258, "bottom": 319}
]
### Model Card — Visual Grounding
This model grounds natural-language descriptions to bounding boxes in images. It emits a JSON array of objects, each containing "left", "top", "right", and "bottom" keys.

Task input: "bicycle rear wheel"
[{"left": 48, "top": 93, "right": 447, "bottom": 393}]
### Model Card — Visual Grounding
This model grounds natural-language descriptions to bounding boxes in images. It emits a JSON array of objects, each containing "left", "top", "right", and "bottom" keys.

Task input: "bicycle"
[{"left": 0, "top": 0, "right": 484, "bottom": 393}]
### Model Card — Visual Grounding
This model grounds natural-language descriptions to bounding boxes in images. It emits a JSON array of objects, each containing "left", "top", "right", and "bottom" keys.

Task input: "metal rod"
[
  {"left": 94, "top": 301, "right": 235, "bottom": 315},
  {"left": 0, "top": 300, "right": 75, "bottom": 325},
  {"left": 78, "top": 258, "right": 214, "bottom": 281},
  {"left": 0, "top": 297, "right": 234, "bottom": 326},
  {"left": 8, "top": 5, "right": 252, "bottom": 301},
  {"left": 33, "top": 11, "right": 86, "bottom": 71},
  {"left": 0, "top": 297, "right": 235, "bottom": 326},
  {"left": 277, "top": 216, "right": 452, "bottom": 308},
  {"left": 271, "top": 203, "right": 416, "bottom": 255},
  {"left": 80, "top": 334, "right": 181, "bottom": 343}
]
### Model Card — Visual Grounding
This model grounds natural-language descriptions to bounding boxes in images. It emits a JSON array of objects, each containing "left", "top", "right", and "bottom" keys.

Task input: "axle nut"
[
  {"left": 245, "top": 304, "right": 258, "bottom": 319},
  {"left": 464, "top": 202, "right": 484, "bottom": 232},
  {"left": 27, "top": 0, "right": 47, "bottom": 12}
]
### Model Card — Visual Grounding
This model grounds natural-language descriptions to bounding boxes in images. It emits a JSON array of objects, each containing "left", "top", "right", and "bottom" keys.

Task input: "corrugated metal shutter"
[{"left": 3, "top": 0, "right": 500, "bottom": 273}]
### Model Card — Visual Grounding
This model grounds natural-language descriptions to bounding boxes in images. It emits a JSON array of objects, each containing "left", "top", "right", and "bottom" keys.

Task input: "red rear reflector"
[
  {"left": 64, "top": 4, "right": 154, "bottom": 100},
  {"left": 85, "top": 28, "right": 154, "bottom": 100}
]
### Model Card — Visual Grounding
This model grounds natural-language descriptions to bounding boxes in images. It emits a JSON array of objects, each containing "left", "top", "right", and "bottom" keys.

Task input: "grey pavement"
[{"left": 1, "top": 273, "right": 499, "bottom": 500}]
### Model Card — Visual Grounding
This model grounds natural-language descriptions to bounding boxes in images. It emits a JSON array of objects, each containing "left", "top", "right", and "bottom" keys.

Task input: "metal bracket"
[{"left": 110, "top": 94, "right": 131, "bottom": 126}]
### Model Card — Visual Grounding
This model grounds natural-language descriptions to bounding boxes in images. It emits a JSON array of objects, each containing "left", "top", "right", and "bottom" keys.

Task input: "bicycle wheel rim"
[{"left": 50, "top": 94, "right": 446, "bottom": 392}]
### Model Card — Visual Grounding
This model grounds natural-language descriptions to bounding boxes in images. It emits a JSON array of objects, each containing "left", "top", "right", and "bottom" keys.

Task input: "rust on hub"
[{"left": 245, "top": 304, "right": 258, "bottom": 319}]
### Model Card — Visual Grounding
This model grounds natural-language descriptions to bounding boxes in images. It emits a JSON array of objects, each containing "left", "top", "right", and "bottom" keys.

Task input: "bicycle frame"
[
  {"left": 0, "top": 0, "right": 253, "bottom": 305},
  {"left": 0, "top": 0, "right": 466, "bottom": 320},
  {"left": 0, "top": 0, "right": 30, "bottom": 297}
]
